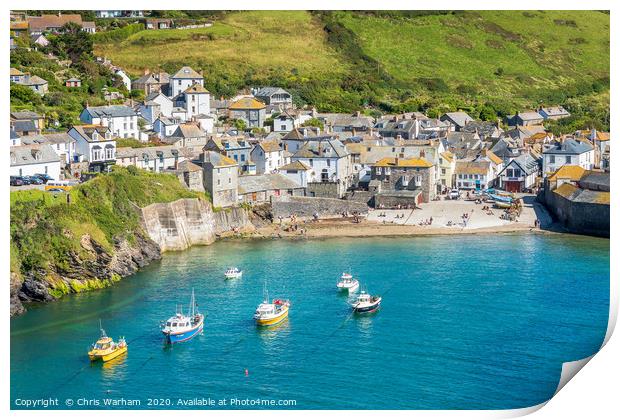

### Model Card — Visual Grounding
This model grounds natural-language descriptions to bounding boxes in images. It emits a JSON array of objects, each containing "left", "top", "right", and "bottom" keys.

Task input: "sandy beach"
[{"left": 248, "top": 195, "right": 557, "bottom": 239}]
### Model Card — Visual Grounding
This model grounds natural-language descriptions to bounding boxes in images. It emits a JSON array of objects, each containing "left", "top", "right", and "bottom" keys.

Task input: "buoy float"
[{"left": 244, "top": 368, "right": 249, "bottom": 376}]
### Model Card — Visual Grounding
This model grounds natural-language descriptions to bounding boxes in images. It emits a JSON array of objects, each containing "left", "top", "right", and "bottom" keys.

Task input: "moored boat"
[
  {"left": 88, "top": 322, "right": 127, "bottom": 362},
  {"left": 253, "top": 285, "right": 290, "bottom": 326},
  {"left": 224, "top": 267, "right": 243, "bottom": 279},
  {"left": 162, "top": 289, "right": 204, "bottom": 344},
  {"left": 337, "top": 272, "right": 360, "bottom": 293},
  {"left": 350, "top": 290, "right": 382, "bottom": 314}
]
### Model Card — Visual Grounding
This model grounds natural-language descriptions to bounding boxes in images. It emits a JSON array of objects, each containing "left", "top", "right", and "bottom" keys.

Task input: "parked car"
[
  {"left": 34, "top": 173, "right": 53, "bottom": 182},
  {"left": 449, "top": 189, "right": 460, "bottom": 200},
  {"left": 10, "top": 176, "right": 25, "bottom": 186},
  {"left": 24, "top": 175, "right": 45, "bottom": 185}
]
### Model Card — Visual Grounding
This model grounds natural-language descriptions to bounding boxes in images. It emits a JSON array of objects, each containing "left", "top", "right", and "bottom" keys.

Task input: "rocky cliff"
[{"left": 11, "top": 198, "right": 254, "bottom": 317}]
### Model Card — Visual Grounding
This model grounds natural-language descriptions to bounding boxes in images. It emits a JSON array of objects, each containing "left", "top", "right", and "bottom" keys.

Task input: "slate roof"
[
  {"left": 10, "top": 68, "right": 24, "bottom": 76},
  {"left": 502, "top": 154, "right": 539, "bottom": 176},
  {"left": 517, "top": 111, "right": 544, "bottom": 122},
  {"left": 24, "top": 75, "right": 47, "bottom": 86},
  {"left": 10, "top": 144, "right": 59, "bottom": 166},
  {"left": 172, "top": 124, "right": 205, "bottom": 138},
  {"left": 278, "top": 161, "right": 311, "bottom": 171},
  {"left": 441, "top": 112, "right": 473, "bottom": 128},
  {"left": 578, "top": 171, "right": 610, "bottom": 191},
  {"left": 177, "top": 160, "right": 203, "bottom": 172},
  {"left": 20, "top": 133, "right": 73, "bottom": 145},
  {"left": 116, "top": 145, "right": 194, "bottom": 160},
  {"left": 12, "top": 120, "right": 37, "bottom": 133},
  {"left": 543, "top": 138, "right": 593, "bottom": 155},
  {"left": 71, "top": 125, "right": 113, "bottom": 142},
  {"left": 28, "top": 14, "right": 83, "bottom": 32},
  {"left": 202, "top": 150, "right": 237, "bottom": 167},
  {"left": 85, "top": 105, "right": 137, "bottom": 118},
  {"left": 539, "top": 106, "right": 569, "bottom": 117},
  {"left": 171, "top": 66, "right": 202, "bottom": 79},
  {"left": 134, "top": 74, "right": 159, "bottom": 85},
  {"left": 254, "top": 87, "right": 290, "bottom": 97},
  {"left": 238, "top": 173, "right": 302, "bottom": 194},
  {"left": 292, "top": 138, "right": 348, "bottom": 159},
  {"left": 282, "top": 127, "right": 322, "bottom": 140}
]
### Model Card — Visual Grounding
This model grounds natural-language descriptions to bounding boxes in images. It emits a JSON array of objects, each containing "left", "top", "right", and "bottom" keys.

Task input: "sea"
[{"left": 10, "top": 234, "right": 610, "bottom": 410}]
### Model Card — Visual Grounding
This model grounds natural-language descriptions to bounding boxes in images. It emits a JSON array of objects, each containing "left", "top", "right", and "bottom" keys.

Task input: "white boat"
[
  {"left": 224, "top": 267, "right": 243, "bottom": 279},
  {"left": 161, "top": 289, "right": 204, "bottom": 344},
  {"left": 337, "top": 272, "right": 359, "bottom": 293},
  {"left": 350, "top": 290, "right": 382, "bottom": 313}
]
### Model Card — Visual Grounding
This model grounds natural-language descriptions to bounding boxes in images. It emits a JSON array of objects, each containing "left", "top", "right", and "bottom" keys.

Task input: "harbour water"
[{"left": 11, "top": 234, "right": 609, "bottom": 409}]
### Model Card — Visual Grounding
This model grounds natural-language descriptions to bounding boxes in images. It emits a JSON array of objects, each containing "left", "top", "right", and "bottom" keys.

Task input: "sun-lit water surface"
[{"left": 11, "top": 234, "right": 609, "bottom": 409}]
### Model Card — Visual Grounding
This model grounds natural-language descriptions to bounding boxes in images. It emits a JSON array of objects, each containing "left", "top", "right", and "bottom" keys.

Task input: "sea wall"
[
  {"left": 541, "top": 189, "right": 610, "bottom": 237},
  {"left": 271, "top": 196, "right": 368, "bottom": 219},
  {"left": 140, "top": 198, "right": 254, "bottom": 251}
]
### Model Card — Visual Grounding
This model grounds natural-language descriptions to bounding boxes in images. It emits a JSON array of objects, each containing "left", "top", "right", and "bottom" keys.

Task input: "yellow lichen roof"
[
  {"left": 373, "top": 157, "right": 433, "bottom": 168},
  {"left": 184, "top": 83, "right": 209, "bottom": 94},
  {"left": 485, "top": 150, "right": 503, "bottom": 165},
  {"left": 548, "top": 165, "right": 586, "bottom": 181},
  {"left": 229, "top": 97, "right": 266, "bottom": 110},
  {"left": 455, "top": 161, "right": 490, "bottom": 175},
  {"left": 440, "top": 151, "right": 454, "bottom": 162},
  {"left": 553, "top": 183, "right": 578, "bottom": 198},
  {"left": 595, "top": 131, "right": 610, "bottom": 141},
  {"left": 10, "top": 68, "right": 24, "bottom": 76}
]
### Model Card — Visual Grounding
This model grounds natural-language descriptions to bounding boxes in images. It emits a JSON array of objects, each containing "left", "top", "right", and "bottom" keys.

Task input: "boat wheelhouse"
[
  {"left": 224, "top": 267, "right": 243, "bottom": 279},
  {"left": 351, "top": 291, "right": 382, "bottom": 313},
  {"left": 337, "top": 272, "right": 360, "bottom": 293},
  {"left": 88, "top": 322, "right": 127, "bottom": 362},
  {"left": 161, "top": 289, "right": 204, "bottom": 344}
]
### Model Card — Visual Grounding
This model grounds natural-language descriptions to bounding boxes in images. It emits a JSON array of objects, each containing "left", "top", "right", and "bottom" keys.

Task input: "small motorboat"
[
  {"left": 350, "top": 290, "right": 382, "bottom": 314},
  {"left": 88, "top": 322, "right": 127, "bottom": 362},
  {"left": 337, "top": 272, "right": 360, "bottom": 293},
  {"left": 224, "top": 267, "right": 243, "bottom": 279},
  {"left": 254, "top": 284, "right": 290, "bottom": 326},
  {"left": 162, "top": 289, "right": 204, "bottom": 344}
]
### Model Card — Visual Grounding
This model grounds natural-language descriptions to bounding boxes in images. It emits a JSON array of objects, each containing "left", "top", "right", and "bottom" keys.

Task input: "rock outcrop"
[{"left": 11, "top": 198, "right": 254, "bottom": 316}]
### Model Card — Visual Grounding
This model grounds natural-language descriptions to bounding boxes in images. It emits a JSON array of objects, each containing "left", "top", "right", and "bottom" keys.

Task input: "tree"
[
  {"left": 49, "top": 22, "right": 93, "bottom": 64},
  {"left": 233, "top": 119, "right": 247, "bottom": 131},
  {"left": 10, "top": 84, "right": 42, "bottom": 105},
  {"left": 302, "top": 117, "right": 324, "bottom": 130}
]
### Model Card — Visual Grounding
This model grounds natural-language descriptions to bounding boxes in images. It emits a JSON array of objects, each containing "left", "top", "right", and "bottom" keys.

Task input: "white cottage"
[
  {"left": 251, "top": 140, "right": 285, "bottom": 174},
  {"left": 170, "top": 66, "right": 204, "bottom": 98},
  {"left": 10, "top": 145, "right": 61, "bottom": 180},
  {"left": 80, "top": 105, "right": 139, "bottom": 139},
  {"left": 542, "top": 138, "right": 594, "bottom": 176},
  {"left": 68, "top": 125, "right": 117, "bottom": 172}
]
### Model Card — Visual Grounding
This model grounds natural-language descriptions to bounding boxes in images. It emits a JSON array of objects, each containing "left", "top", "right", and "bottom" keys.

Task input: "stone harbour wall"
[
  {"left": 141, "top": 198, "right": 254, "bottom": 251},
  {"left": 271, "top": 196, "right": 369, "bottom": 220}
]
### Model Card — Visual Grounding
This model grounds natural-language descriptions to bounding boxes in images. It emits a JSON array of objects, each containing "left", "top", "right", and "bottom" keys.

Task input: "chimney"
[
  {"left": 144, "top": 68, "right": 149, "bottom": 76},
  {"left": 395, "top": 157, "right": 399, "bottom": 166},
  {"left": 356, "top": 111, "right": 361, "bottom": 117},
  {"left": 352, "top": 128, "right": 356, "bottom": 136}
]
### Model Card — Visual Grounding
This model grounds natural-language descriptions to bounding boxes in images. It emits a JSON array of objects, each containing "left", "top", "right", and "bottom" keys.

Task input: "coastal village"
[{"left": 10, "top": 11, "right": 610, "bottom": 239}]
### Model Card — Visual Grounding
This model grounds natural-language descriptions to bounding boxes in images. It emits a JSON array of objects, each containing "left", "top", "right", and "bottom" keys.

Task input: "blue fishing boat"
[
  {"left": 487, "top": 193, "right": 513, "bottom": 204},
  {"left": 161, "top": 289, "right": 204, "bottom": 344}
]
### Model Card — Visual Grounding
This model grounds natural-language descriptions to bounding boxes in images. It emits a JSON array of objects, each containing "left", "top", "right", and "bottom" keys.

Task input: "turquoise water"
[{"left": 11, "top": 234, "right": 609, "bottom": 410}]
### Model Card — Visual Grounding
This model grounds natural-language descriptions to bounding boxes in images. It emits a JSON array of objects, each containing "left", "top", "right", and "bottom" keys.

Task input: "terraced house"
[
  {"left": 228, "top": 97, "right": 267, "bottom": 128},
  {"left": 80, "top": 105, "right": 139, "bottom": 139},
  {"left": 369, "top": 157, "right": 436, "bottom": 205},
  {"left": 68, "top": 125, "right": 117, "bottom": 172}
]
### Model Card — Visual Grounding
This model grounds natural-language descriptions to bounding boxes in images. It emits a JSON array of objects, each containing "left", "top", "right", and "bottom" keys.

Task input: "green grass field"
[
  {"left": 338, "top": 11, "right": 609, "bottom": 104},
  {"left": 93, "top": 10, "right": 608, "bottom": 124},
  {"left": 95, "top": 11, "right": 349, "bottom": 92}
]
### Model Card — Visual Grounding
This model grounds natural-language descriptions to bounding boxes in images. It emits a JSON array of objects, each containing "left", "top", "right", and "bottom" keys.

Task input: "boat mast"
[{"left": 190, "top": 288, "right": 195, "bottom": 317}]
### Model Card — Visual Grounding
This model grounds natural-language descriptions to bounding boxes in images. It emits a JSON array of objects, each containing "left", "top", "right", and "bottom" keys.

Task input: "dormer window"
[
  {"left": 92, "top": 132, "right": 98, "bottom": 141},
  {"left": 105, "top": 132, "right": 111, "bottom": 140}
]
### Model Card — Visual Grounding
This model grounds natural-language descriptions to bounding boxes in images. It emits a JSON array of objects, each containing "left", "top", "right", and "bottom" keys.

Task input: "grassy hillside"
[
  {"left": 91, "top": 10, "right": 607, "bottom": 128},
  {"left": 10, "top": 167, "right": 205, "bottom": 281},
  {"left": 95, "top": 11, "right": 350, "bottom": 101}
]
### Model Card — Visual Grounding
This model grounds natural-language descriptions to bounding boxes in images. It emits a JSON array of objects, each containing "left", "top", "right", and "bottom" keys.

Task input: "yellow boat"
[
  {"left": 88, "top": 324, "right": 127, "bottom": 362},
  {"left": 253, "top": 285, "right": 290, "bottom": 326}
]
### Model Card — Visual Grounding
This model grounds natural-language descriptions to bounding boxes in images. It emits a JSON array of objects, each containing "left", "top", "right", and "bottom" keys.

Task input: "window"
[
  {"left": 549, "top": 155, "right": 555, "bottom": 164},
  {"left": 441, "top": 169, "right": 446, "bottom": 175},
  {"left": 507, "top": 169, "right": 513, "bottom": 177},
  {"left": 566, "top": 156, "right": 572, "bottom": 164},
  {"left": 281, "top": 125, "right": 287, "bottom": 130},
  {"left": 45, "top": 166, "right": 48, "bottom": 174},
  {"left": 327, "top": 159, "right": 331, "bottom": 167},
  {"left": 241, "top": 155, "right": 246, "bottom": 162},
  {"left": 217, "top": 179, "right": 220, "bottom": 186}
]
